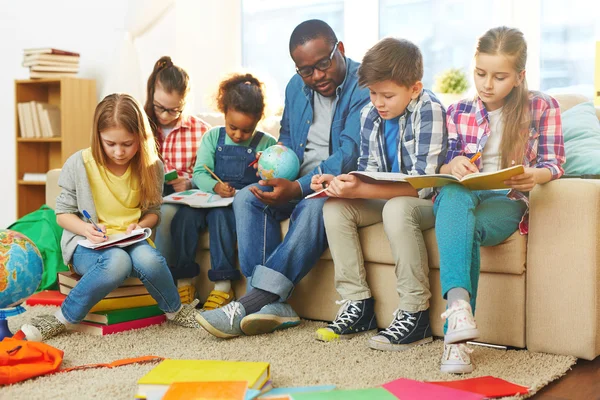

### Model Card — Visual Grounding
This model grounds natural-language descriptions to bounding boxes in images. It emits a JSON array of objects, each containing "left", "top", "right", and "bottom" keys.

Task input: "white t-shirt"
[{"left": 482, "top": 107, "right": 504, "bottom": 173}]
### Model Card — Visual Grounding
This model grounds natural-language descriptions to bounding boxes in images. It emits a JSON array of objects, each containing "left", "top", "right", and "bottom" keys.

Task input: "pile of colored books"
[
  {"left": 25, "top": 271, "right": 194, "bottom": 336},
  {"left": 22, "top": 47, "right": 80, "bottom": 79}
]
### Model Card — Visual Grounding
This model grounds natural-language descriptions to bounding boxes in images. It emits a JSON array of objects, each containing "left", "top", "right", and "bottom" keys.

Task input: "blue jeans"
[
  {"left": 433, "top": 184, "right": 527, "bottom": 317},
  {"left": 170, "top": 205, "right": 241, "bottom": 282},
  {"left": 154, "top": 203, "right": 182, "bottom": 267},
  {"left": 61, "top": 241, "right": 182, "bottom": 324},
  {"left": 233, "top": 183, "right": 328, "bottom": 301}
]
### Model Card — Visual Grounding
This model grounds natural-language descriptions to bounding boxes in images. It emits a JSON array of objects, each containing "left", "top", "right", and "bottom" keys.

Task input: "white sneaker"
[
  {"left": 441, "top": 300, "right": 479, "bottom": 344},
  {"left": 440, "top": 343, "right": 474, "bottom": 374}
]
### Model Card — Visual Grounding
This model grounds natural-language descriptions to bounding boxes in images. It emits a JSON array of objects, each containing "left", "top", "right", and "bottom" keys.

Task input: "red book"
[
  {"left": 23, "top": 48, "right": 80, "bottom": 57},
  {"left": 25, "top": 290, "right": 66, "bottom": 306},
  {"left": 69, "top": 314, "right": 166, "bottom": 336},
  {"left": 429, "top": 376, "right": 529, "bottom": 398}
]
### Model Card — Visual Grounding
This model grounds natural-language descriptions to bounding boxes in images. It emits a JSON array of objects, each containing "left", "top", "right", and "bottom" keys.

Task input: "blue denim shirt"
[{"left": 278, "top": 57, "right": 370, "bottom": 195}]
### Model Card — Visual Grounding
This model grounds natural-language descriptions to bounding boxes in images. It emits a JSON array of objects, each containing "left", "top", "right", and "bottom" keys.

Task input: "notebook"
[
  {"left": 161, "top": 381, "right": 248, "bottom": 400},
  {"left": 77, "top": 228, "right": 152, "bottom": 250},
  {"left": 136, "top": 359, "right": 271, "bottom": 398},
  {"left": 163, "top": 189, "right": 234, "bottom": 208}
]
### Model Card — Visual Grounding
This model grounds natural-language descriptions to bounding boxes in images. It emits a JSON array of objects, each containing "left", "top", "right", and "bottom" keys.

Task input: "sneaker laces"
[
  {"left": 329, "top": 299, "right": 362, "bottom": 330},
  {"left": 440, "top": 300, "right": 471, "bottom": 321},
  {"left": 444, "top": 343, "right": 474, "bottom": 362},
  {"left": 379, "top": 309, "right": 415, "bottom": 340},
  {"left": 222, "top": 302, "right": 243, "bottom": 328}
]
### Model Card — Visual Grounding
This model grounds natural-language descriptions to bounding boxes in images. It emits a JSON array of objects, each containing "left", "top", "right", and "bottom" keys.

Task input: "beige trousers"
[{"left": 323, "top": 196, "right": 435, "bottom": 312}]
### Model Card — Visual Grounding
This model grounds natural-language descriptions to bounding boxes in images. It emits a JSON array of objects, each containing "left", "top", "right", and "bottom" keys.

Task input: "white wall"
[{"left": 0, "top": 1, "right": 129, "bottom": 228}]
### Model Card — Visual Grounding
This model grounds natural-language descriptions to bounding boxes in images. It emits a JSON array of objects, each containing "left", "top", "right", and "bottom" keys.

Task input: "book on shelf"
[
  {"left": 83, "top": 304, "right": 163, "bottom": 325},
  {"left": 136, "top": 359, "right": 271, "bottom": 399},
  {"left": 28, "top": 101, "right": 42, "bottom": 138},
  {"left": 29, "top": 70, "right": 78, "bottom": 79},
  {"left": 77, "top": 227, "right": 152, "bottom": 250},
  {"left": 30, "top": 65, "right": 79, "bottom": 73},
  {"left": 58, "top": 271, "right": 143, "bottom": 288},
  {"left": 163, "top": 189, "right": 235, "bottom": 208},
  {"left": 23, "top": 53, "right": 79, "bottom": 64},
  {"left": 70, "top": 314, "right": 166, "bottom": 336},
  {"left": 22, "top": 173, "right": 47, "bottom": 182},
  {"left": 17, "top": 101, "right": 61, "bottom": 138},
  {"left": 23, "top": 47, "right": 80, "bottom": 56}
]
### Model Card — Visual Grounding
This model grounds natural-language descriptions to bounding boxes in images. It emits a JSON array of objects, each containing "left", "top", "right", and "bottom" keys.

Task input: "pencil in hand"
[
  {"left": 469, "top": 152, "right": 481, "bottom": 164},
  {"left": 203, "top": 164, "right": 225, "bottom": 185}
]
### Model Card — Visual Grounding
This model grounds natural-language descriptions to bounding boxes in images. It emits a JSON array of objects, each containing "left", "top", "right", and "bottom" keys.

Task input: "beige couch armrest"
[
  {"left": 526, "top": 179, "right": 600, "bottom": 359},
  {"left": 45, "top": 169, "right": 61, "bottom": 210}
]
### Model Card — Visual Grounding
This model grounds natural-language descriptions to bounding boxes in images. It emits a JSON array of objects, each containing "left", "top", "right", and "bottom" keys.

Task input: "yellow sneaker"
[{"left": 202, "top": 289, "right": 235, "bottom": 311}]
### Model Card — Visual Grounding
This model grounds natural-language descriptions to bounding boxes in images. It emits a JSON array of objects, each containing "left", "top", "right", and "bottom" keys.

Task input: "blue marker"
[{"left": 82, "top": 210, "right": 106, "bottom": 239}]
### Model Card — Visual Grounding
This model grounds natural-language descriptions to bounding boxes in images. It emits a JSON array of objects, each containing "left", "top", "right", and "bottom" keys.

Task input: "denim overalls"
[{"left": 169, "top": 128, "right": 265, "bottom": 282}]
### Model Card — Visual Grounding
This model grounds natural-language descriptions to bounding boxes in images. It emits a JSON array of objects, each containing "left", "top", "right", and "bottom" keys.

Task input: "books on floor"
[
  {"left": 22, "top": 47, "right": 80, "bottom": 79},
  {"left": 59, "top": 270, "right": 149, "bottom": 298},
  {"left": 136, "top": 359, "right": 271, "bottom": 399},
  {"left": 83, "top": 304, "right": 163, "bottom": 325},
  {"left": 17, "top": 101, "right": 61, "bottom": 138},
  {"left": 70, "top": 314, "right": 166, "bottom": 336},
  {"left": 161, "top": 381, "right": 249, "bottom": 400}
]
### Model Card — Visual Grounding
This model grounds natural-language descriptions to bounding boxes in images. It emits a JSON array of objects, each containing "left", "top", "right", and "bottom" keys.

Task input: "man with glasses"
[{"left": 197, "top": 19, "right": 370, "bottom": 338}]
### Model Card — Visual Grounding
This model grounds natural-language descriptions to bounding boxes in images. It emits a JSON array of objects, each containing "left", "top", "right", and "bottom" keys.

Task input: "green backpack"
[{"left": 8, "top": 205, "right": 68, "bottom": 291}]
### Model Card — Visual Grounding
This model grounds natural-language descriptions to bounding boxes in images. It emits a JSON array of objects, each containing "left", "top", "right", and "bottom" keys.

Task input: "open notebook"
[
  {"left": 77, "top": 228, "right": 152, "bottom": 250},
  {"left": 163, "top": 189, "right": 234, "bottom": 208}
]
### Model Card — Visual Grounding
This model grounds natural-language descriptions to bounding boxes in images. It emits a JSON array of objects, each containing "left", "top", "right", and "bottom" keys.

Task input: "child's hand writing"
[
  {"left": 84, "top": 223, "right": 107, "bottom": 243},
  {"left": 126, "top": 223, "right": 142, "bottom": 234},
  {"left": 310, "top": 173, "right": 334, "bottom": 192},
  {"left": 448, "top": 156, "right": 479, "bottom": 179},
  {"left": 214, "top": 182, "right": 235, "bottom": 198},
  {"left": 168, "top": 177, "right": 191, "bottom": 192},
  {"left": 326, "top": 174, "right": 362, "bottom": 199}
]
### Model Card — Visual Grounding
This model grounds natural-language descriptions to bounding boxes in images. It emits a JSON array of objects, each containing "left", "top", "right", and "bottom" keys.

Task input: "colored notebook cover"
[
  {"left": 25, "top": 290, "right": 65, "bottom": 306},
  {"left": 83, "top": 304, "right": 163, "bottom": 325},
  {"left": 258, "top": 385, "right": 336, "bottom": 399},
  {"left": 137, "top": 359, "right": 270, "bottom": 398},
  {"left": 70, "top": 314, "right": 166, "bottom": 336},
  {"left": 382, "top": 378, "right": 484, "bottom": 400},
  {"left": 162, "top": 380, "right": 247, "bottom": 400},
  {"left": 291, "top": 388, "right": 396, "bottom": 400},
  {"left": 89, "top": 286, "right": 192, "bottom": 312},
  {"left": 429, "top": 376, "right": 529, "bottom": 397}
]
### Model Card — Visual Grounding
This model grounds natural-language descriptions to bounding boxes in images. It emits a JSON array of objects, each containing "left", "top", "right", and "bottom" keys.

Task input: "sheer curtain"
[{"left": 103, "top": 0, "right": 176, "bottom": 101}]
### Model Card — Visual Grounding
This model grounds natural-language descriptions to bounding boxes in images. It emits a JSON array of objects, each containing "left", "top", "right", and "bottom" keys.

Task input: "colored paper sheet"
[
  {"left": 382, "top": 378, "right": 485, "bottom": 400},
  {"left": 258, "top": 385, "right": 336, "bottom": 398},
  {"left": 429, "top": 376, "right": 529, "bottom": 397},
  {"left": 292, "top": 387, "right": 396, "bottom": 400}
]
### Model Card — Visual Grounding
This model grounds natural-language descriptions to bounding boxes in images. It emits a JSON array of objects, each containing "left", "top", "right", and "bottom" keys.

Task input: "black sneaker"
[
  {"left": 315, "top": 298, "right": 377, "bottom": 342},
  {"left": 368, "top": 309, "right": 433, "bottom": 351}
]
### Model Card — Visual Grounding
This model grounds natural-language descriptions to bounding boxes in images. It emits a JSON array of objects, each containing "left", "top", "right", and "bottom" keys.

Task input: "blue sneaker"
[
  {"left": 240, "top": 302, "right": 301, "bottom": 336},
  {"left": 195, "top": 301, "right": 246, "bottom": 339}
]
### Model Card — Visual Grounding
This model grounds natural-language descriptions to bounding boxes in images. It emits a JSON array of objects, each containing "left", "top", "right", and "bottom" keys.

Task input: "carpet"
[{"left": 5, "top": 306, "right": 576, "bottom": 400}]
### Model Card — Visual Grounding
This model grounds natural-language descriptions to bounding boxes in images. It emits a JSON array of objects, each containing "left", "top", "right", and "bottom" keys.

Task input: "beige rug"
[{"left": 5, "top": 306, "right": 576, "bottom": 400}]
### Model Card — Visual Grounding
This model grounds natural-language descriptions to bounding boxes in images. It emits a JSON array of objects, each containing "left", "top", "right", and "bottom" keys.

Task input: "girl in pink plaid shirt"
[
  {"left": 435, "top": 27, "right": 565, "bottom": 374},
  {"left": 144, "top": 56, "right": 210, "bottom": 272}
]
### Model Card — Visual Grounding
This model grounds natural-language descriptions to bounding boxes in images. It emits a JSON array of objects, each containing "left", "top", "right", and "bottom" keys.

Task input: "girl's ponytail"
[{"left": 215, "top": 73, "right": 266, "bottom": 120}]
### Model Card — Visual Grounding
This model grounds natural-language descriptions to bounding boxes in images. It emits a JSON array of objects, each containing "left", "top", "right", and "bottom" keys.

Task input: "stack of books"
[
  {"left": 50, "top": 271, "right": 195, "bottom": 336},
  {"left": 22, "top": 47, "right": 80, "bottom": 79},
  {"left": 17, "top": 100, "right": 60, "bottom": 138}
]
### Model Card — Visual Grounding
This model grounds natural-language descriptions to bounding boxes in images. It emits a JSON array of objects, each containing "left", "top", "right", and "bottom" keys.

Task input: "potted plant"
[{"left": 434, "top": 68, "right": 469, "bottom": 107}]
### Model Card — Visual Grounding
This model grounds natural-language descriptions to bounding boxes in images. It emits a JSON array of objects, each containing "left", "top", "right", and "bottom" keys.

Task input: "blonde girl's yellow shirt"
[{"left": 82, "top": 148, "right": 141, "bottom": 235}]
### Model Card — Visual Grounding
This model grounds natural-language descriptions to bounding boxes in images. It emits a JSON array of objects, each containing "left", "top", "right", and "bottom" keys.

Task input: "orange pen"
[{"left": 469, "top": 152, "right": 481, "bottom": 164}]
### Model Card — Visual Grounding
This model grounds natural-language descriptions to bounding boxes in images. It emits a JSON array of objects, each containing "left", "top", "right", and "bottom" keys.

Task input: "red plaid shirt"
[
  {"left": 159, "top": 114, "right": 210, "bottom": 179},
  {"left": 445, "top": 91, "right": 565, "bottom": 234}
]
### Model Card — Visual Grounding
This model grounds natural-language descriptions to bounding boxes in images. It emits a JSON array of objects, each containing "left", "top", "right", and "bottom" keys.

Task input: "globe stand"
[{"left": 0, "top": 305, "right": 26, "bottom": 340}]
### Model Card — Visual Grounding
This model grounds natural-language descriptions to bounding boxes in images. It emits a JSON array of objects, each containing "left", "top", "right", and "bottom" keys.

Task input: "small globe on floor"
[
  {"left": 257, "top": 145, "right": 300, "bottom": 181},
  {"left": 0, "top": 229, "right": 43, "bottom": 339}
]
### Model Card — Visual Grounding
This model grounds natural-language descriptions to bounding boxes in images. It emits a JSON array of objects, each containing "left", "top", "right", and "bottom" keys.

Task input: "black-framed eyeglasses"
[
  {"left": 296, "top": 41, "right": 339, "bottom": 78},
  {"left": 153, "top": 103, "right": 183, "bottom": 117}
]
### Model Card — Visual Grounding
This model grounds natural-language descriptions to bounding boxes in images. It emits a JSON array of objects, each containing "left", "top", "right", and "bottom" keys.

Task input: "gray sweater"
[{"left": 55, "top": 150, "right": 164, "bottom": 265}]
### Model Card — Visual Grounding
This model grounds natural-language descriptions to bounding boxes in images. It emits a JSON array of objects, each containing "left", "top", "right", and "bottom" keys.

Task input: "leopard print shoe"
[
  {"left": 21, "top": 315, "right": 67, "bottom": 342},
  {"left": 170, "top": 299, "right": 201, "bottom": 328}
]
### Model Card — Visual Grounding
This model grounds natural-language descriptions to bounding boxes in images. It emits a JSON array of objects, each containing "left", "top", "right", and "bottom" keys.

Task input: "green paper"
[{"left": 291, "top": 387, "right": 396, "bottom": 400}]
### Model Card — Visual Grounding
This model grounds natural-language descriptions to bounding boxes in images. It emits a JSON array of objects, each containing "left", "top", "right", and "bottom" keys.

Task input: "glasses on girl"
[{"left": 153, "top": 103, "right": 183, "bottom": 117}]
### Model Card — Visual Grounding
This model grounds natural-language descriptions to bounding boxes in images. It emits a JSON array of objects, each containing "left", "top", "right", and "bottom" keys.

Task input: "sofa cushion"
[
  {"left": 561, "top": 101, "right": 600, "bottom": 175},
  {"left": 200, "top": 218, "right": 528, "bottom": 276}
]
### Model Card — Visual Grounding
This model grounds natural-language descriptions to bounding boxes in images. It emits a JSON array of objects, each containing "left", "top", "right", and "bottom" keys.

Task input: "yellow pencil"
[{"left": 203, "top": 164, "right": 225, "bottom": 185}]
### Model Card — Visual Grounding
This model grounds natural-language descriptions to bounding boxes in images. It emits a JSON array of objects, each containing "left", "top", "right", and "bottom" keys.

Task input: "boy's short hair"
[{"left": 358, "top": 37, "right": 423, "bottom": 88}]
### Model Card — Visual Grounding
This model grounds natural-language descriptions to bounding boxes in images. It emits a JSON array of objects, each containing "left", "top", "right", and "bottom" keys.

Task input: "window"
[
  {"left": 242, "top": 0, "right": 344, "bottom": 106},
  {"left": 379, "top": 0, "right": 508, "bottom": 92},
  {"left": 539, "top": 0, "right": 600, "bottom": 97}
]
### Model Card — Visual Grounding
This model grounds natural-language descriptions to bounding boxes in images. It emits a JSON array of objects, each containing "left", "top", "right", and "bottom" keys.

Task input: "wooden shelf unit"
[{"left": 15, "top": 78, "right": 96, "bottom": 218}]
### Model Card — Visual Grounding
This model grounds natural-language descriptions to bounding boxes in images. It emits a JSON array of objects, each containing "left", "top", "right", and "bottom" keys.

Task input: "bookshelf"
[{"left": 15, "top": 78, "right": 96, "bottom": 218}]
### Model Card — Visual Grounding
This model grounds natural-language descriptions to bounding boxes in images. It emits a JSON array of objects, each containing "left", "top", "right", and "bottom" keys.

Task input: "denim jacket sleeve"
[{"left": 296, "top": 84, "right": 370, "bottom": 195}]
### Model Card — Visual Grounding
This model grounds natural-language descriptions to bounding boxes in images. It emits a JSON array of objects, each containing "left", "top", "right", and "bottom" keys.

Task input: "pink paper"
[{"left": 383, "top": 378, "right": 485, "bottom": 400}]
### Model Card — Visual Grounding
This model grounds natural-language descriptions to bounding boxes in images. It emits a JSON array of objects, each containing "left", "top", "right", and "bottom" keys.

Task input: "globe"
[
  {"left": 0, "top": 229, "right": 43, "bottom": 309},
  {"left": 257, "top": 145, "right": 300, "bottom": 181}
]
